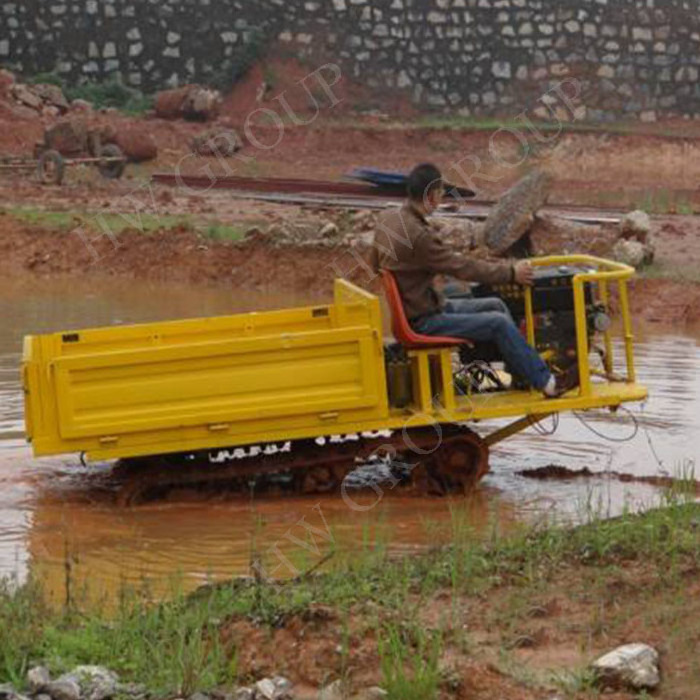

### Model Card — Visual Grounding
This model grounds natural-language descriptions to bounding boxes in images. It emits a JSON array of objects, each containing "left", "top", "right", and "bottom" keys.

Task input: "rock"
[
  {"left": 319, "top": 222, "right": 339, "bottom": 239},
  {"left": 592, "top": 643, "right": 660, "bottom": 690},
  {"left": 36, "top": 695, "right": 53, "bottom": 700},
  {"left": 350, "top": 210, "right": 375, "bottom": 231},
  {"left": 64, "top": 667, "right": 119, "bottom": 700},
  {"left": 0, "top": 68, "right": 15, "bottom": 95},
  {"left": 112, "top": 127, "right": 158, "bottom": 162},
  {"left": 70, "top": 99, "right": 93, "bottom": 114},
  {"left": 45, "top": 679, "right": 81, "bottom": 700},
  {"left": 232, "top": 690, "right": 254, "bottom": 700},
  {"left": 353, "top": 688, "right": 388, "bottom": 700},
  {"left": 11, "top": 83, "right": 44, "bottom": 110},
  {"left": 612, "top": 239, "right": 651, "bottom": 268},
  {"left": 619, "top": 209, "right": 652, "bottom": 244},
  {"left": 27, "top": 667, "right": 51, "bottom": 694},
  {"left": 155, "top": 85, "right": 221, "bottom": 121},
  {"left": 529, "top": 214, "right": 618, "bottom": 258},
  {"left": 482, "top": 169, "right": 553, "bottom": 255},
  {"left": 188, "top": 693, "right": 209, "bottom": 700},
  {"left": 0, "top": 684, "right": 17, "bottom": 700},
  {"left": 191, "top": 128, "right": 241, "bottom": 157},
  {"left": 270, "top": 677, "right": 293, "bottom": 699},
  {"left": 113, "top": 684, "right": 145, "bottom": 699},
  {"left": 253, "top": 679, "right": 276, "bottom": 700},
  {"left": 318, "top": 680, "right": 346, "bottom": 700},
  {"left": 33, "top": 83, "right": 70, "bottom": 112}
]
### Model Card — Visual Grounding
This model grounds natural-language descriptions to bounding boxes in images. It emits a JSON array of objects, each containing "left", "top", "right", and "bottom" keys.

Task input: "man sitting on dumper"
[{"left": 370, "top": 162, "right": 574, "bottom": 398}]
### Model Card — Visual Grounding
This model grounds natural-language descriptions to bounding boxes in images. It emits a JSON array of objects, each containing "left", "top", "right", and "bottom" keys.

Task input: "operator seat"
[{"left": 380, "top": 269, "right": 473, "bottom": 349}]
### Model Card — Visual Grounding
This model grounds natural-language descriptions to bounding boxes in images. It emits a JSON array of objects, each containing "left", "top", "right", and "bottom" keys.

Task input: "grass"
[
  {"left": 26, "top": 73, "right": 152, "bottom": 115},
  {"left": 0, "top": 495, "right": 697, "bottom": 695},
  {"left": 633, "top": 188, "right": 697, "bottom": 215},
  {"left": 639, "top": 260, "right": 700, "bottom": 284},
  {"left": 378, "top": 623, "right": 443, "bottom": 700},
  {"left": 6, "top": 206, "right": 251, "bottom": 243}
]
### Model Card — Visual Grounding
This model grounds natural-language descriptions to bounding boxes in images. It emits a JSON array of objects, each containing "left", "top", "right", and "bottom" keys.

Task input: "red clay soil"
[
  {"left": 215, "top": 561, "right": 700, "bottom": 700},
  {"left": 3, "top": 212, "right": 700, "bottom": 325},
  {"left": 0, "top": 213, "right": 365, "bottom": 299}
]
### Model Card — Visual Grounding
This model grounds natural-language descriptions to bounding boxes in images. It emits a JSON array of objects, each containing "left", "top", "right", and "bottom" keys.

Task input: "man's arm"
[{"left": 416, "top": 227, "right": 514, "bottom": 285}]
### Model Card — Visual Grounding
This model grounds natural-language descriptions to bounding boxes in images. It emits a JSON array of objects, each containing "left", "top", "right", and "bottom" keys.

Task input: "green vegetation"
[
  {"left": 639, "top": 261, "right": 700, "bottom": 283},
  {"left": 0, "top": 490, "right": 697, "bottom": 696},
  {"left": 379, "top": 624, "right": 443, "bottom": 700},
  {"left": 27, "top": 73, "right": 152, "bottom": 115},
  {"left": 5, "top": 207, "right": 251, "bottom": 243},
  {"left": 633, "top": 188, "right": 696, "bottom": 215},
  {"left": 209, "top": 26, "right": 267, "bottom": 93}
]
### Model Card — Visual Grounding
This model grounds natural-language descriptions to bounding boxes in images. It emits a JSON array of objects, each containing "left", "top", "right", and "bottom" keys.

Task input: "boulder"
[
  {"left": 619, "top": 210, "right": 652, "bottom": 244},
  {"left": 11, "top": 83, "right": 43, "bottom": 111},
  {"left": 529, "top": 213, "right": 618, "bottom": 258},
  {"left": 111, "top": 126, "right": 158, "bottom": 162},
  {"left": 592, "top": 643, "right": 660, "bottom": 690},
  {"left": 191, "top": 128, "right": 241, "bottom": 157},
  {"left": 612, "top": 239, "right": 653, "bottom": 268},
  {"left": 482, "top": 169, "right": 553, "bottom": 255},
  {"left": 155, "top": 85, "right": 221, "bottom": 121},
  {"left": 33, "top": 83, "right": 70, "bottom": 112},
  {"left": 27, "top": 667, "right": 51, "bottom": 694}
]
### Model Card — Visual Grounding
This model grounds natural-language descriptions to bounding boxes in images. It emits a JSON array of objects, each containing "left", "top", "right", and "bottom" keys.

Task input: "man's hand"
[{"left": 513, "top": 260, "right": 535, "bottom": 285}]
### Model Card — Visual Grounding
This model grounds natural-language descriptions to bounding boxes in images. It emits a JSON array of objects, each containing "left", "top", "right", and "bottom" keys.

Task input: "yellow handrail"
[{"left": 524, "top": 256, "right": 636, "bottom": 397}]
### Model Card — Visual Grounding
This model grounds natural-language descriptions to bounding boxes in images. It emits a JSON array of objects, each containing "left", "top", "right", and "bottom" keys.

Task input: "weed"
[
  {"left": 201, "top": 223, "right": 246, "bottom": 242},
  {"left": 378, "top": 623, "right": 442, "bottom": 700},
  {"left": 7, "top": 207, "right": 255, "bottom": 243},
  {"left": 551, "top": 665, "right": 600, "bottom": 697}
]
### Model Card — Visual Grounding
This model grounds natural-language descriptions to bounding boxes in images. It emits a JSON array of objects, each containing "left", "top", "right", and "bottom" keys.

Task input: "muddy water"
[{"left": 1, "top": 276, "right": 698, "bottom": 606}]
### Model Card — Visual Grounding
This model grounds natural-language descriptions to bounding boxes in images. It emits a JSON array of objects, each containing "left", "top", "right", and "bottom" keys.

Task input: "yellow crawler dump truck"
[{"left": 22, "top": 256, "right": 647, "bottom": 504}]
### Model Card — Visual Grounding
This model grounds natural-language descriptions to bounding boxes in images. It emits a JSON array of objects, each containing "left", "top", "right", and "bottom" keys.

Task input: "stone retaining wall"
[{"left": 1, "top": 0, "right": 699, "bottom": 120}]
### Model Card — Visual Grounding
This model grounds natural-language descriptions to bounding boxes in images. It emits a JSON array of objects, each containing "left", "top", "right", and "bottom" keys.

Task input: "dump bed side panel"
[{"left": 22, "top": 283, "right": 390, "bottom": 460}]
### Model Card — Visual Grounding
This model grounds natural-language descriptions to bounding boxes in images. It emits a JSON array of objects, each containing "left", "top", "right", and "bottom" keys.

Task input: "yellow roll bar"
[{"left": 523, "top": 255, "right": 636, "bottom": 398}]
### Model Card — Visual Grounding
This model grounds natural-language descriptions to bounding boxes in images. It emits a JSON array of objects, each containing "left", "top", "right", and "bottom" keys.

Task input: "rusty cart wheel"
[
  {"left": 36, "top": 149, "right": 65, "bottom": 185},
  {"left": 98, "top": 143, "right": 126, "bottom": 180}
]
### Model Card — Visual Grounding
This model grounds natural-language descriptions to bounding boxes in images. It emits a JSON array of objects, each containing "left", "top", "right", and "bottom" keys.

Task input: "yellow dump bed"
[{"left": 23, "top": 280, "right": 389, "bottom": 460}]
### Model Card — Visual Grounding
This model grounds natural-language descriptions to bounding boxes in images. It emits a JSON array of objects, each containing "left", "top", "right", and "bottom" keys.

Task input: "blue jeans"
[{"left": 413, "top": 298, "right": 551, "bottom": 390}]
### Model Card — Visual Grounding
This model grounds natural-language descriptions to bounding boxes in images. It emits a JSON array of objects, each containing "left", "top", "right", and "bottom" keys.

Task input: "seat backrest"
[
  {"left": 381, "top": 269, "right": 411, "bottom": 342},
  {"left": 380, "top": 269, "right": 470, "bottom": 349}
]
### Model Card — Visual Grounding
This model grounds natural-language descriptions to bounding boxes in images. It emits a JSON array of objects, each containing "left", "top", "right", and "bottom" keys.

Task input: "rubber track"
[{"left": 114, "top": 425, "right": 489, "bottom": 506}]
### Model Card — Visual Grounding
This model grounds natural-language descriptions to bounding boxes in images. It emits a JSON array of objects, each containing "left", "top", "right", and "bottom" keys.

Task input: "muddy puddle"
[{"left": 1, "top": 276, "right": 698, "bottom": 606}]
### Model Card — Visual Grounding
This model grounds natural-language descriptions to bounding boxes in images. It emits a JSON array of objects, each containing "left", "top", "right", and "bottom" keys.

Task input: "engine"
[{"left": 466, "top": 264, "right": 611, "bottom": 373}]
